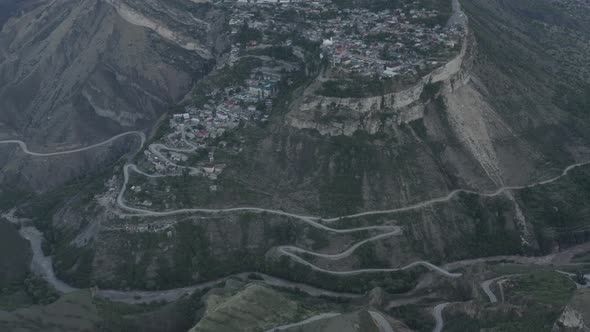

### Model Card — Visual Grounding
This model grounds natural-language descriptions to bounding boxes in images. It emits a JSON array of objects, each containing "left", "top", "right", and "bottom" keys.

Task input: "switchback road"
[
  {"left": 432, "top": 303, "right": 450, "bottom": 332},
  {"left": 0, "top": 131, "right": 145, "bottom": 156},
  {"left": 3, "top": 130, "right": 590, "bottom": 303}
]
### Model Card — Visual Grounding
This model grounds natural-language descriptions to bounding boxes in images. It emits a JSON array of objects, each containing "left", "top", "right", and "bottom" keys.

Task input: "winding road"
[
  {"left": 480, "top": 275, "right": 521, "bottom": 303},
  {"left": 432, "top": 303, "right": 450, "bottom": 332},
  {"left": 0, "top": 131, "right": 146, "bottom": 157},
  {"left": 481, "top": 277, "right": 501, "bottom": 303},
  {"left": 3, "top": 128, "right": 590, "bottom": 302},
  {"left": 369, "top": 311, "right": 395, "bottom": 332},
  {"left": 116, "top": 147, "right": 590, "bottom": 224},
  {"left": 279, "top": 227, "right": 403, "bottom": 260}
]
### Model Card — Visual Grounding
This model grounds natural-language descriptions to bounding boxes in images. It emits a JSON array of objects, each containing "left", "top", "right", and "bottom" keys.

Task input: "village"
[
  {"left": 138, "top": 65, "right": 288, "bottom": 181},
  {"left": 133, "top": 0, "right": 463, "bottom": 195},
  {"left": 224, "top": 0, "right": 463, "bottom": 78}
]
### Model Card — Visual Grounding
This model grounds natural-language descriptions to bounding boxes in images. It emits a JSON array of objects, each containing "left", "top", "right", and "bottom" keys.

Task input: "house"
[
  {"left": 198, "top": 130, "right": 209, "bottom": 138},
  {"left": 203, "top": 164, "right": 216, "bottom": 173},
  {"left": 217, "top": 111, "right": 229, "bottom": 120}
]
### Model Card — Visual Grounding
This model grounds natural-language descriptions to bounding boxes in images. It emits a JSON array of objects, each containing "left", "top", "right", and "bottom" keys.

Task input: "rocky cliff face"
[
  {"left": 282, "top": 0, "right": 590, "bottom": 195},
  {"left": 14, "top": 0, "right": 590, "bottom": 294},
  {"left": 286, "top": 29, "right": 471, "bottom": 136},
  {"left": 553, "top": 306, "right": 590, "bottom": 332}
]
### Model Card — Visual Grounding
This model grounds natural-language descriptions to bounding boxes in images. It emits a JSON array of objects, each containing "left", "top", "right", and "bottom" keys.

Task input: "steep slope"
[
  {"left": 0, "top": 0, "right": 38, "bottom": 28},
  {"left": 250, "top": 0, "right": 590, "bottom": 216},
  {"left": 0, "top": 0, "right": 225, "bottom": 144},
  {"left": 10, "top": 0, "right": 590, "bottom": 302},
  {"left": 0, "top": 0, "right": 227, "bottom": 191},
  {"left": 190, "top": 284, "right": 303, "bottom": 332}
]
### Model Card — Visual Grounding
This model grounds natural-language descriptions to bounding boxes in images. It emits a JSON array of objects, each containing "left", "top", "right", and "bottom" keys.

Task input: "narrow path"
[
  {"left": 432, "top": 303, "right": 450, "bottom": 332},
  {"left": 117, "top": 155, "right": 590, "bottom": 223},
  {"left": 480, "top": 274, "right": 522, "bottom": 303},
  {"left": 0, "top": 131, "right": 145, "bottom": 156},
  {"left": 280, "top": 249, "right": 463, "bottom": 277},
  {"left": 480, "top": 277, "right": 503, "bottom": 303},
  {"left": 279, "top": 227, "right": 402, "bottom": 260}
]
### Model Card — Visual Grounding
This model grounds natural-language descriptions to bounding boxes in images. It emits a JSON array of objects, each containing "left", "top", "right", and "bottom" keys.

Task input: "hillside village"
[
  {"left": 134, "top": 0, "right": 463, "bottom": 186},
  {"left": 225, "top": 0, "right": 462, "bottom": 78}
]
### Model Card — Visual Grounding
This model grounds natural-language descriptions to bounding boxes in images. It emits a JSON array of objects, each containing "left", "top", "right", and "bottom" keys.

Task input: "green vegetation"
[
  {"left": 445, "top": 272, "right": 576, "bottom": 332},
  {"left": 268, "top": 255, "right": 421, "bottom": 294},
  {"left": 0, "top": 190, "right": 31, "bottom": 211},
  {"left": 191, "top": 284, "right": 309, "bottom": 332},
  {"left": 418, "top": 0, "right": 453, "bottom": 26},
  {"left": 420, "top": 81, "right": 442, "bottom": 101},
  {"left": 192, "top": 57, "right": 263, "bottom": 107},
  {"left": 27, "top": 158, "right": 126, "bottom": 232},
  {"left": 0, "top": 291, "right": 99, "bottom": 332},
  {"left": 242, "top": 46, "right": 297, "bottom": 62},
  {"left": 0, "top": 220, "right": 31, "bottom": 289},
  {"left": 331, "top": 0, "right": 400, "bottom": 11},
  {"left": 507, "top": 272, "right": 575, "bottom": 305},
  {"left": 0, "top": 220, "right": 51, "bottom": 311},
  {"left": 355, "top": 242, "right": 389, "bottom": 269},
  {"left": 552, "top": 82, "right": 590, "bottom": 117},
  {"left": 572, "top": 250, "right": 590, "bottom": 263},
  {"left": 450, "top": 193, "right": 522, "bottom": 258},
  {"left": 398, "top": 187, "right": 524, "bottom": 264},
  {"left": 127, "top": 170, "right": 272, "bottom": 212},
  {"left": 318, "top": 131, "right": 396, "bottom": 216},
  {"left": 172, "top": 222, "right": 213, "bottom": 285},
  {"left": 95, "top": 297, "right": 197, "bottom": 332},
  {"left": 0, "top": 274, "right": 58, "bottom": 311},
  {"left": 235, "top": 23, "right": 262, "bottom": 44},
  {"left": 388, "top": 304, "right": 435, "bottom": 332},
  {"left": 318, "top": 77, "right": 386, "bottom": 98},
  {"left": 21, "top": 274, "right": 59, "bottom": 306},
  {"left": 306, "top": 226, "right": 330, "bottom": 250},
  {"left": 54, "top": 245, "right": 95, "bottom": 288},
  {"left": 517, "top": 165, "right": 590, "bottom": 253}
]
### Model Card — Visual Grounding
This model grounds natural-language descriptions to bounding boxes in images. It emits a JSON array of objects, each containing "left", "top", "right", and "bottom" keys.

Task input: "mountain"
[
  {"left": 0, "top": 0, "right": 226, "bottom": 143},
  {"left": 2, "top": 0, "right": 590, "bottom": 331},
  {"left": 0, "top": 0, "right": 227, "bottom": 191},
  {"left": 0, "top": 0, "right": 37, "bottom": 28}
]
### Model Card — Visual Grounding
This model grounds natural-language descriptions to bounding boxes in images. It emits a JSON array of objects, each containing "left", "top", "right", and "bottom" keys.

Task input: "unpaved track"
[
  {"left": 279, "top": 227, "right": 402, "bottom": 260},
  {"left": 480, "top": 277, "right": 505, "bottom": 303},
  {"left": 480, "top": 275, "right": 522, "bottom": 303},
  {"left": 117, "top": 155, "right": 590, "bottom": 223},
  {"left": 432, "top": 303, "right": 450, "bottom": 332},
  {"left": 0, "top": 131, "right": 145, "bottom": 156},
  {"left": 281, "top": 249, "right": 463, "bottom": 278},
  {"left": 4, "top": 129, "right": 590, "bottom": 302}
]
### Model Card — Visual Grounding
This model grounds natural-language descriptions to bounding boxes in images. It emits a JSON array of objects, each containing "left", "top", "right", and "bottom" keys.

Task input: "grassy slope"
[
  {"left": 445, "top": 272, "right": 576, "bottom": 332},
  {"left": 0, "top": 220, "right": 30, "bottom": 289}
]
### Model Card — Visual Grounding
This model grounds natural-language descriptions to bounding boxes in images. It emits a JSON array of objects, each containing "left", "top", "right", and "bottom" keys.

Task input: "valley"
[{"left": 2, "top": 0, "right": 590, "bottom": 331}]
